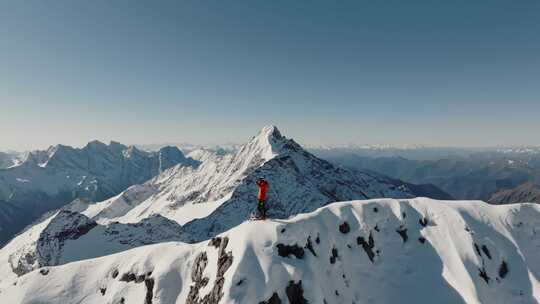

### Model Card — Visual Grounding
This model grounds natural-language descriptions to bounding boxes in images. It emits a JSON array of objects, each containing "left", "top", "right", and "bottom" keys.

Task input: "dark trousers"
[{"left": 257, "top": 199, "right": 267, "bottom": 219}]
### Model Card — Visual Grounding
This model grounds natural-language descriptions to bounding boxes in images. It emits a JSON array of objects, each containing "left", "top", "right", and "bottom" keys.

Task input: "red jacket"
[{"left": 256, "top": 179, "right": 269, "bottom": 201}]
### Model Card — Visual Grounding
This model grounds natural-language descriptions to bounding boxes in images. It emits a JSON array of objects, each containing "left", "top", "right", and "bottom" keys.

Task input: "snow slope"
[{"left": 2, "top": 198, "right": 539, "bottom": 304}]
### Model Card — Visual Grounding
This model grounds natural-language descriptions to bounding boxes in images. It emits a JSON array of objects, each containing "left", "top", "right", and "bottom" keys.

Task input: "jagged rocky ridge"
[
  {"left": 0, "top": 141, "right": 198, "bottom": 246},
  {"left": 2, "top": 198, "right": 539, "bottom": 303}
]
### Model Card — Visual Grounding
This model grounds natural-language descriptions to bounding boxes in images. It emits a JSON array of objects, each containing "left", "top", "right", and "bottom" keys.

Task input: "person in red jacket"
[{"left": 256, "top": 177, "right": 269, "bottom": 219}]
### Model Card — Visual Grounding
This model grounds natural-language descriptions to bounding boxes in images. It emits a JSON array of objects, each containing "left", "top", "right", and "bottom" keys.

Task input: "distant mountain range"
[
  {"left": 0, "top": 142, "right": 198, "bottom": 246},
  {"left": 314, "top": 150, "right": 540, "bottom": 203},
  {"left": 489, "top": 182, "right": 540, "bottom": 205}
]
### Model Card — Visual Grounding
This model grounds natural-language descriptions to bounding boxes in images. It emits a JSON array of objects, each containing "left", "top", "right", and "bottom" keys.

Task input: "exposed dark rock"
[
  {"left": 99, "top": 287, "right": 106, "bottom": 296},
  {"left": 281, "top": 228, "right": 286, "bottom": 233},
  {"left": 357, "top": 232, "right": 376, "bottom": 262},
  {"left": 499, "top": 261, "right": 509, "bottom": 279},
  {"left": 117, "top": 269, "right": 154, "bottom": 303},
  {"left": 474, "top": 243, "right": 482, "bottom": 256},
  {"left": 418, "top": 237, "right": 426, "bottom": 244},
  {"left": 144, "top": 278, "right": 155, "bottom": 304},
  {"left": 236, "top": 279, "right": 244, "bottom": 286},
  {"left": 119, "top": 272, "right": 137, "bottom": 282},
  {"left": 339, "top": 222, "right": 350, "bottom": 234},
  {"left": 305, "top": 236, "right": 317, "bottom": 257},
  {"left": 479, "top": 267, "right": 490, "bottom": 284},
  {"left": 481, "top": 245, "right": 492, "bottom": 260},
  {"left": 402, "top": 212, "right": 407, "bottom": 219},
  {"left": 315, "top": 234, "right": 320, "bottom": 244},
  {"left": 39, "top": 268, "right": 49, "bottom": 275},
  {"left": 277, "top": 244, "right": 305, "bottom": 259},
  {"left": 396, "top": 227, "right": 408, "bottom": 243},
  {"left": 260, "top": 292, "right": 282, "bottom": 304},
  {"left": 209, "top": 237, "right": 221, "bottom": 248},
  {"left": 419, "top": 217, "right": 428, "bottom": 227},
  {"left": 10, "top": 211, "right": 99, "bottom": 277},
  {"left": 186, "top": 252, "right": 209, "bottom": 304},
  {"left": 193, "top": 252, "right": 209, "bottom": 282},
  {"left": 330, "top": 247, "right": 339, "bottom": 264},
  {"left": 335, "top": 290, "right": 339, "bottom": 296},
  {"left": 111, "top": 269, "right": 119, "bottom": 279},
  {"left": 374, "top": 225, "right": 380, "bottom": 232},
  {"left": 187, "top": 237, "right": 234, "bottom": 304},
  {"left": 373, "top": 207, "right": 378, "bottom": 213},
  {"left": 286, "top": 280, "right": 308, "bottom": 304}
]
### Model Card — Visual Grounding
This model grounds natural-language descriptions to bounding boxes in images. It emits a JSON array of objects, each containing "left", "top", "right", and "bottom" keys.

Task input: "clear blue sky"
[{"left": 1, "top": 0, "right": 539, "bottom": 150}]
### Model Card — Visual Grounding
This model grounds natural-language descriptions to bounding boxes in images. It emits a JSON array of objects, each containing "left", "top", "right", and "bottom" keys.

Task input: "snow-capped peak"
[
  {"left": 235, "top": 125, "right": 303, "bottom": 164},
  {"left": 239, "top": 125, "right": 285, "bottom": 161}
]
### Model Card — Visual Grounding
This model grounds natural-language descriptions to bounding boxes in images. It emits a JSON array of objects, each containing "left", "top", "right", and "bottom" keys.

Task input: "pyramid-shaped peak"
[
  {"left": 238, "top": 125, "right": 305, "bottom": 162},
  {"left": 257, "top": 125, "right": 283, "bottom": 140}
]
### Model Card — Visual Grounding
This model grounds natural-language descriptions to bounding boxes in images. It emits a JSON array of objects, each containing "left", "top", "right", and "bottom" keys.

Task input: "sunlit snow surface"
[{"left": 1, "top": 198, "right": 539, "bottom": 304}]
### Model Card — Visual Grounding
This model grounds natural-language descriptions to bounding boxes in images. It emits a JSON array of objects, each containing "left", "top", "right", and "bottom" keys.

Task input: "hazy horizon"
[
  {"left": 1, "top": 1, "right": 539, "bottom": 150},
  {"left": 2, "top": 127, "right": 540, "bottom": 153}
]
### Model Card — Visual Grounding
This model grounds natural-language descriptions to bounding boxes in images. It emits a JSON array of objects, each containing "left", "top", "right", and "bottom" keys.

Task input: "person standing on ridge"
[{"left": 256, "top": 177, "right": 269, "bottom": 220}]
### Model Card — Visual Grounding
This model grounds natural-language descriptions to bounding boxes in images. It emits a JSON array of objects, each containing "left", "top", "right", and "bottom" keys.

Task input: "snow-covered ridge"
[
  {"left": 0, "top": 208, "right": 183, "bottom": 280},
  {"left": 2, "top": 198, "right": 539, "bottom": 303}
]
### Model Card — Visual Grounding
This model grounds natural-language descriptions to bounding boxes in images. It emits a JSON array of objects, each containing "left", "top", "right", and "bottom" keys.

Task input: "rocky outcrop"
[
  {"left": 7, "top": 212, "right": 183, "bottom": 276},
  {"left": 9, "top": 211, "right": 97, "bottom": 276},
  {"left": 186, "top": 237, "right": 233, "bottom": 304},
  {"left": 286, "top": 280, "right": 308, "bottom": 304},
  {"left": 357, "top": 232, "right": 376, "bottom": 263},
  {"left": 277, "top": 244, "right": 305, "bottom": 259}
]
